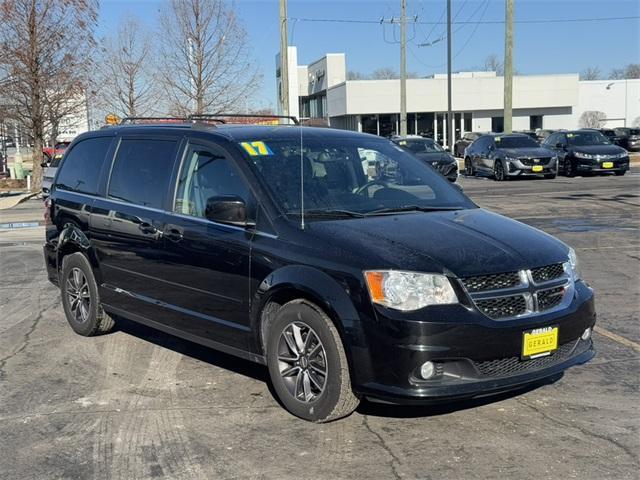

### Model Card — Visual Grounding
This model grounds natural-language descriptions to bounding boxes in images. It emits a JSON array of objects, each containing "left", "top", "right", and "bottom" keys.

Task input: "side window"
[
  {"left": 108, "top": 138, "right": 178, "bottom": 209},
  {"left": 557, "top": 134, "right": 567, "bottom": 146},
  {"left": 174, "top": 145, "right": 253, "bottom": 219},
  {"left": 545, "top": 133, "right": 557, "bottom": 146},
  {"left": 54, "top": 137, "right": 112, "bottom": 195}
]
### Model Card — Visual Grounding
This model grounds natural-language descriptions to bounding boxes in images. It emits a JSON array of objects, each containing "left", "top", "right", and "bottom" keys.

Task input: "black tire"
[
  {"left": 265, "top": 299, "right": 359, "bottom": 422},
  {"left": 494, "top": 160, "right": 507, "bottom": 181},
  {"left": 565, "top": 159, "right": 576, "bottom": 177},
  {"left": 464, "top": 157, "right": 474, "bottom": 176},
  {"left": 615, "top": 170, "right": 626, "bottom": 176},
  {"left": 60, "top": 252, "right": 114, "bottom": 336},
  {"left": 544, "top": 173, "right": 556, "bottom": 179}
]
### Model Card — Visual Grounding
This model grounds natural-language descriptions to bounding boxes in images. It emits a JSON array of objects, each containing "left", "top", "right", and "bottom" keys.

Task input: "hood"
[
  {"left": 499, "top": 147, "right": 554, "bottom": 158},
  {"left": 570, "top": 144, "right": 626, "bottom": 155},
  {"left": 305, "top": 208, "right": 569, "bottom": 278},
  {"left": 413, "top": 152, "right": 455, "bottom": 164}
]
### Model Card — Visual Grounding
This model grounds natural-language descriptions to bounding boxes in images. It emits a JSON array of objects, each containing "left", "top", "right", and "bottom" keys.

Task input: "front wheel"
[
  {"left": 465, "top": 158, "right": 475, "bottom": 176},
  {"left": 564, "top": 159, "right": 576, "bottom": 177},
  {"left": 494, "top": 160, "right": 507, "bottom": 181},
  {"left": 265, "top": 300, "right": 359, "bottom": 422},
  {"left": 544, "top": 173, "right": 556, "bottom": 179},
  {"left": 615, "top": 170, "right": 626, "bottom": 176}
]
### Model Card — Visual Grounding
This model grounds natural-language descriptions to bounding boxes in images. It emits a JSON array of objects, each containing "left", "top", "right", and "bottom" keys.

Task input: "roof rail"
[
  {"left": 188, "top": 113, "right": 299, "bottom": 125},
  {"left": 120, "top": 117, "right": 186, "bottom": 124}
]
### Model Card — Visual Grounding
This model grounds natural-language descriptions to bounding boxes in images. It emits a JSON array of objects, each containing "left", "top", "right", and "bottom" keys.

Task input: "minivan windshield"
[
  {"left": 567, "top": 132, "right": 610, "bottom": 146},
  {"left": 495, "top": 135, "right": 539, "bottom": 148},
  {"left": 242, "top": 134, "right": 475, "bottom": 217}
]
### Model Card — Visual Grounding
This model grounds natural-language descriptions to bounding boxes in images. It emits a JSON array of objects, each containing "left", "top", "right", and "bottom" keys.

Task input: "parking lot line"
[{"left": 594, "top": 326, "right": 640, "bottom": 352}]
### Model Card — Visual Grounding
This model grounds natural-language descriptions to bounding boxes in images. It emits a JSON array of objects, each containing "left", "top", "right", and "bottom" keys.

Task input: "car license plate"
[
  {"left": 602, "top": 162, "right": 613, "bottom": 169},
  {"left": 531, "top": 165, "right": 543, "bottom": 172},
  {"left": 522, "top": 326, "right": 558, "bottom": 359}
]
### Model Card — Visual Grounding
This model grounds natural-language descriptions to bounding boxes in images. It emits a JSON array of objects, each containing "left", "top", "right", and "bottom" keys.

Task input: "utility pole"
[
  {"left": 279, "top": 0, "right": 290, "bottom": 118},
  {"left": 503, "top": 0, "right": 514, "bottom": 133},
  {"left": 399, "top": 0, "right": 408, "bottom": 136},
  {"left": 446, "top": 0, "right": 453, "bottom": 150}
]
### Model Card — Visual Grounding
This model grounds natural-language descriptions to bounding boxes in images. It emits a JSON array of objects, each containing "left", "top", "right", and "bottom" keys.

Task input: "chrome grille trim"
[{"left": 461, "top": 263, "right": 573, "bottom": 320}]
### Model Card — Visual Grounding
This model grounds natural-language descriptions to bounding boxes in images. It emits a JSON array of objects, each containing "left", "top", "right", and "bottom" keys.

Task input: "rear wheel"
[
  {"left": 265, "top": 299, "right": 359, "bottom": 422},
  {"left": 61, "top": 253, "right": 114, "bottom": 336},
  {"left": 494, "top": 160, "right": 507, "bottom": 181}
]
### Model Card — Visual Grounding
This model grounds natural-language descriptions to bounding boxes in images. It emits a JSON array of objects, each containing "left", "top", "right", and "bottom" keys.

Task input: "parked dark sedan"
[
  {"left": 464, "top": 133, "right": 558, "bottom": 181},
  {"left": 613, "top": 127, "right": 640, "bottom": 151},
  {"left": 393, "top": 136, "right": 458, "bottom": 182},
  {"left": 543, "top": 130, "right": 629, "bottom": 176},
  {"left": 453, "top": 132, "right": 482, "bottom": 158}
]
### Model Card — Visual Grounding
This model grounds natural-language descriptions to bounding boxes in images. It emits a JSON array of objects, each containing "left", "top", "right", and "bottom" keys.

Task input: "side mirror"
[
  {"left": 488, "top": 145, "right": 495, "bottom": 151},
  {"left": 555, "top": 142, "right": 565, "bottom": 149},
  {"left": 41, "top": 161, "right": 48, "bottom": 168},
  {"left": 205, "top": 195, "right": 254, "bottom": 227}
]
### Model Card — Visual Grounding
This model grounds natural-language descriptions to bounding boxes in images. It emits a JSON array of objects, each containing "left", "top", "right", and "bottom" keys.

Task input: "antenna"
[{"left": 299, "top": 125, "right": 305, "bottom": 230}]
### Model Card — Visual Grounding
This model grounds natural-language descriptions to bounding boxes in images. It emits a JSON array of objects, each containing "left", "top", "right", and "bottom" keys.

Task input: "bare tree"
[
  {"left": 370, "top": 67, "right": 399, "bottom": 80},
  {"left": 579, "top": 110, "right": 607, "bottom": 129},
  {"left": 483, "top": 54, "right": 504, "bottom": 75},
  {"left": 580, "top": 67, "right": 601, "bottom": 81},
  {"left": 0, "top": 0, "right": 97, "bottom": 190},
  {"left": 94, "top": 17, "right": 157, "bottom": 118},
  {"left": 157, "top": 0, "right": 261, "bottom": 116},
  {"left": 347, "top": 70, "right": 366, "bottom": 80},
  {"left": 609, "top": 63, "right": 640, "bottom": 80}
]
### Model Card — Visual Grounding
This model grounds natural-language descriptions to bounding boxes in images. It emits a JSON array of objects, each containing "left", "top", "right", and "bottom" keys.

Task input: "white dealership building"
[{"left": 276, "top": 47, "right": 640, "bottom": 147}]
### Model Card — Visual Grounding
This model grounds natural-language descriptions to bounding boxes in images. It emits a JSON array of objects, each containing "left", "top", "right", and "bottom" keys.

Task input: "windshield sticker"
[
  {"left": 399, "top": 140, "right": 407, "bottom": 145},
  {"left": 567, "top": 133, "right": 574, "bottom": 138},
  {"left": 240, "top": 141, "right": 273, "bottom": 156},
  {"left": 495, "top": 137, "right": 501, "bottom": 142}
]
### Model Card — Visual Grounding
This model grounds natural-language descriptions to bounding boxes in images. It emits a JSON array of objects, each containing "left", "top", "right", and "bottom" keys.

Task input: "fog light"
[
  {"left": 420, "top": 361, "right": 436, "bottom": 379},
  {"left": 581, "top": 328, "right": 592, "bottom": 341}
]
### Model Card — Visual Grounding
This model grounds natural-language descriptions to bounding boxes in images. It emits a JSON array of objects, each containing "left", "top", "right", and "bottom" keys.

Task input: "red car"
[{"left": 43, "top": 141, "right": 71, "bottom": 163}]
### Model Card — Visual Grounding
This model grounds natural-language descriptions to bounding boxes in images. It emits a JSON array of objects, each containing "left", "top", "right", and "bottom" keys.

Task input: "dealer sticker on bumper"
[
  {"left": 522, "top": 326, "right": 558, "bottom": 359},
  {"left": 602, "top": 162, "right": 613, "bottom": 169},
  {"left": 531, "top": 165, "right": 543, "bottom": 173}
]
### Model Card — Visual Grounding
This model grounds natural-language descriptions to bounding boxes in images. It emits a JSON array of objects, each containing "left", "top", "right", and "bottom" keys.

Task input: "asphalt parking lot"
[{"left": 1, "top": 171, "right": 639, "bottom": 480}]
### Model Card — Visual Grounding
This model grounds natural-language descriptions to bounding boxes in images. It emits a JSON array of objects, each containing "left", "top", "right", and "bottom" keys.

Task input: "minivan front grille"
[
  {"left": 473, "top": 339, "right": 582, "bottom": 377},
  {"left": 476, "top": 295, "right": 527, "bottom": 319},
  {"left": 461, "top": 263, "right": 572, "bottom": 320},
  {"left": 531, "top": 263, "right": 565, "bottom": 283},
  {"left": 461, "top": 271, "right": 521, "bottom": 292}
]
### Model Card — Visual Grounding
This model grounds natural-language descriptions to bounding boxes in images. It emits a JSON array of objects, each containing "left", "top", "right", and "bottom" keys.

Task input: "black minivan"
[{"left": 44, "top": 120, "right": 595, "bottom": 422}]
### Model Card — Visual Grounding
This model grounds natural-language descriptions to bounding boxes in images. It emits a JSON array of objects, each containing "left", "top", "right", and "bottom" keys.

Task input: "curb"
[{"left": 0, "top": 192, "right": 39, "bottom": 211}]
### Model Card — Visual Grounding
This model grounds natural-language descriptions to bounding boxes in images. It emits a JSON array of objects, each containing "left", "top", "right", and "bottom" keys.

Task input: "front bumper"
[
  {"left": 351, "top": 281, "right": 596, "bottom": 404},
  {"left": 576, "top": 157, "right": 629, "bottom": 173},
  {"left": 433, "top": 162, "right": 458, "bottom": 182},
  {"left": 505, "top": 159, "right": 557, "bottom": 177}
]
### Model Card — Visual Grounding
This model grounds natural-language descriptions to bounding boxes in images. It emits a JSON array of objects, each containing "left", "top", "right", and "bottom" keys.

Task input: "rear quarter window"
[
  {"left": 54, "top": 137, "right": 112, "bottom": 195},
  {"left": 108, "top": 138, "right": 179, "bottom": 209}
]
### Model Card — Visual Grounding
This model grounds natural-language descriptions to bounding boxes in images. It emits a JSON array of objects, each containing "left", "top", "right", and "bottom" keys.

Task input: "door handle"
[
  {"left": 139, "top": 222, "right": 159, "bottom": 235},
  {"left": 164, "top": 227, "right": 184, "bottom": 243}
]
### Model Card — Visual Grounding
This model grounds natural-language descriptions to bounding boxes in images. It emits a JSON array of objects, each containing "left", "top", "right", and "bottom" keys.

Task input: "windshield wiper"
[
  {"left": 288, "top": 209, "right": 366, "bottom": 218},
  {"left": 366, "top": 205, "right": 463, "bottom": 216}
]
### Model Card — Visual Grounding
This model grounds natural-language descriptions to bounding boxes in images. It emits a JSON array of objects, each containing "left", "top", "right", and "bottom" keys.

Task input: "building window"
[
  {"left": 492, "top": 116, "right": 504, "bottom": 133},
  {"left": 362, "top": 115, "right": 377, "bottom": 135},
  {"left": 378, "top": 114, "right": 396, "bottom": 137},
  {"left": 464, "top": 113, "right": 472, "bottom": 133},
  {"left": 530, "top": 115, "right": 543, "bottom": 130}
]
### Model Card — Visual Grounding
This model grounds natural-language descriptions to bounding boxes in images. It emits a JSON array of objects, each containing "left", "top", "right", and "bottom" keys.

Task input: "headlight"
[
  {"left": 364, "top": 270, "right": 458, "bottom": 311},
  {"left": 504, "top": 156, "right": 518, "bottom": 163},
  {"left": 574, "top": 152, "right": 595, "bottom": 159},
  {"left": 564, "top": 247, "right": 581, "bottom": 281}
]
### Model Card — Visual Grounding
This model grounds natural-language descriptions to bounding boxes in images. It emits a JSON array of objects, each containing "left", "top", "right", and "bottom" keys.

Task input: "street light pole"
[
  {"left": 279, "top": 0, "right": 290, "bottom": 118},
  {"left": 400, "top": 0, "right": 407, "bottom": 136},
  {"left": 503, "top": 0, "right": 514, "bottom": 133},
  {"left": 446, "top": 0, "right": 453, "bottom": 149}
]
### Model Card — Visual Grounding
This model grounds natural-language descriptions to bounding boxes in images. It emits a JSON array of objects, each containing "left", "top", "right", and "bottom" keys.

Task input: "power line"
[{"left": 288, "top": 15, "right": 640, "bottom": 26}]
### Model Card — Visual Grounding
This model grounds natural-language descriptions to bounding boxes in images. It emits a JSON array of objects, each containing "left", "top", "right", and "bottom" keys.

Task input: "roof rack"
[
  {"left": 188, "top": 113, "right": 299, "bottom": 125},
  {"left": 120, "top": 117, "right": 189, "bottom": 125}
]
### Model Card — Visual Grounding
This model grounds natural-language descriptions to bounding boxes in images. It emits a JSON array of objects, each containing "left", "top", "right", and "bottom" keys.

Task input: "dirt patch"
[{"left": 0, "top": 178, "right": 27, "bottom": 191}]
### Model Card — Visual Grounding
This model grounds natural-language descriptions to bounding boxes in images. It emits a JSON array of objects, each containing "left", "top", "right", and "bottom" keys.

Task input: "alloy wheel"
[
  {"left": 277, "top": 321, "right": 328, "bottom": 403},
  {"left": 66, "top": 267, "right": 91, "bottom": 324},
  {"left": 495, "top": 161, "right": 505, "bottom": 181}
]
